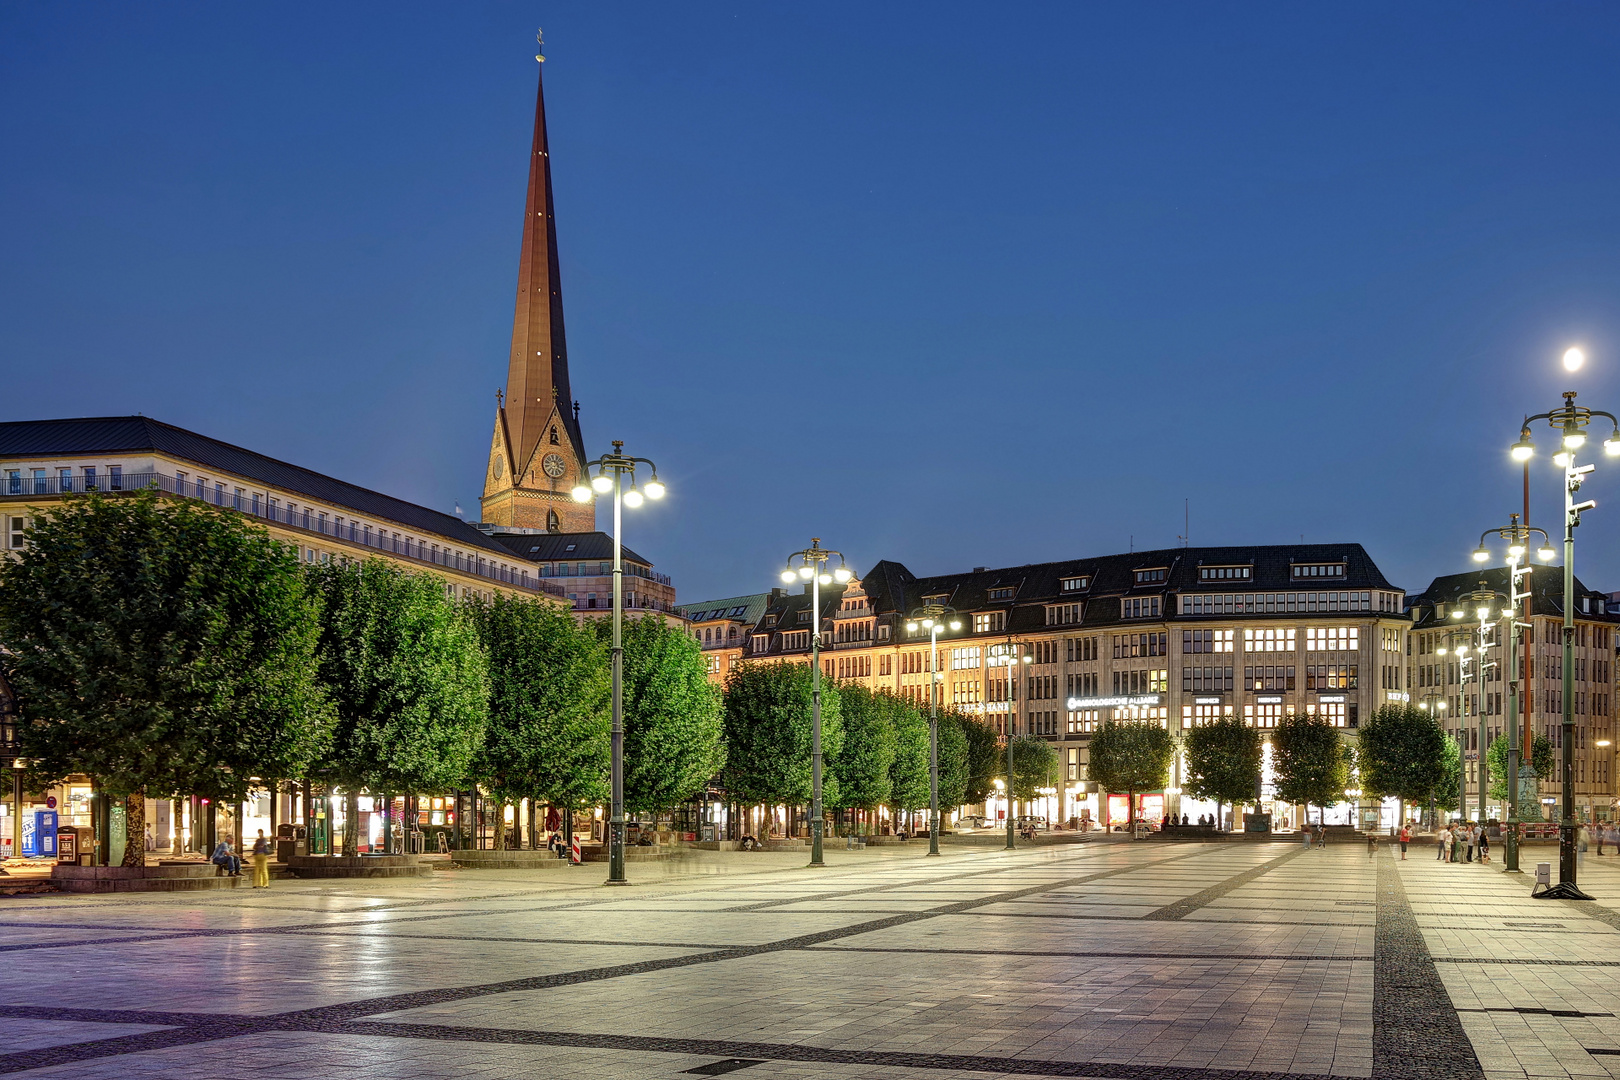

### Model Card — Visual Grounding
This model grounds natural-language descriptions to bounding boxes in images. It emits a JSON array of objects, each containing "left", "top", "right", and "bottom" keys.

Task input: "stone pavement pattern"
[{"left": 0, "top": 839, "right": 1615, "bottom": 1079}]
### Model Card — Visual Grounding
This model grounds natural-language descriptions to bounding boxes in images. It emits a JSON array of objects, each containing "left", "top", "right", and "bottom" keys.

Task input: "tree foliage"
[
  {"left": 956, "top": 712, "right": 1002, "bottom": 806},
  {"left": 886, "top": 694, "right": 930, "bottom": 812},
  {"left": 830, "top": 682, "right": 896, "bottom": 811},
  {"left": 935, "top": 707, "right": 972, "bottom": 810},
  {"left": 1088, "top": 721, "right": 1175, "bottom": 822},
  {"left": 1009, "top": 735, "right": 1058, "bottom": 801},
  {"left": 1355, "top": 704, "right": 1452, "bottom": 807},
  {"left": 1272, "top": 713, "right": 1349, "bottom": 814},
  {"left": 308, "top": 560, "right": 488, "bottom": 797},
  {"left": 468, "top": 593, "right": 608, "bottom": 810},
  {"left": 595, "top": 614, "right": 724, "bottom": 813},
  {"left": 0, "top": 490, "right": 330, "bottom": 813},
  {"left": 1183, "top": 714, "right": 1262, "bottom": 810},
  {"left": 1486, "top": 732, "right": 1553, "bottom": 802},
  {"left": 721, "top": 661, "right": 841, "bottom": 808}
]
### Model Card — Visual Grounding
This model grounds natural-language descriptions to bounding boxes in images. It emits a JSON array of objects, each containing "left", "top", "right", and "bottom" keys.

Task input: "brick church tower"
[{"left": 480, "top": 49, "right": 595, "bottom": 533}]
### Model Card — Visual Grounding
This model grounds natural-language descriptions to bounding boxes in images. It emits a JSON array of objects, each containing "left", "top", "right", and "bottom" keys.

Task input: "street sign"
[{"left": 44, "top": 796, "right": 56, "bottom": 809}]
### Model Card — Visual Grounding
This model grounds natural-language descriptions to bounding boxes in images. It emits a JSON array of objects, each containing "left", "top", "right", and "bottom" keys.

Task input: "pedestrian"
[
  {"left": 1301, "top": 822, "right": 1312, "bottom": 850},
  {"left": 1398, "top": 825, "right": 1410, "bottom": 861},
  {"left": 1366, "top": 832, "right": 1377, "bottom": 859},
  {"left": 250, "top": 830, "right": 271, "bottom": 888},
  {"left": 1464, "top": 823, "right": 1475, "bottom": 863},
  {"left": 1477, "top": 824, "right": 1489, "bottom": 864},
  {"left": 1437, "top": 826, "right": 1448, "bottom": 861},
  {"left": 211, "top": 837, "right": 241, "bottom": 877},
  {"left": 1449, "top": 825, "right": 1461, "bottom": 863},
  {"left": 1598, "top": 824, "right": 1607, "bottom": 857},
  {"left": 1316, "top": 823, "right": 1327, "bottom": 849}
]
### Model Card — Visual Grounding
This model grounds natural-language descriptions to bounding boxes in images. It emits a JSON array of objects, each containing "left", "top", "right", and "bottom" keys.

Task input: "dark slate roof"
[
  {"left": 745, "top": 583, "right": 849, "bottom": 654},
  {"left": 485, "top": 530, "right": 649, "bottom": 567},
  {"left": 0, "top": 416, "right": 520, "bottom": 559},
  {"left": 1406, "top": 565, "right": 1618, "bottom": 629},
  {"left": 677, "top": 592, "right": 775, "bottom": 625},
  {"left": 860, "top": 544, "right": 1395, "bottom": 634}
]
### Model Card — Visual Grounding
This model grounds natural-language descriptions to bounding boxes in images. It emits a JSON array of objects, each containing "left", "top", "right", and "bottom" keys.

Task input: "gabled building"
[
  {"left": 1406, "top": 565, "right": 1617, "bottom": 821},
  {"left": 677, "top": 591, "right": 779, "bottom": 682},
  {"left": 733, "top": 543, "right": 1409, "bottom": 829}
]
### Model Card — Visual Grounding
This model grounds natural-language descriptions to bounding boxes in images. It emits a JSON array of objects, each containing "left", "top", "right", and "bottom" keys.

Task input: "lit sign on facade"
[
  {"left": 1064, "top": 694, "right": 1163, "bottom": 710},
  {"left": 1193, "top": 697, "right": 1222, "bottom": 705},
  {"left": 1255, "top": 695, "right": 1283, "bottom": 704},
  {"left": 1318, "top": 694, "right": 1347, "bottom": 703}
]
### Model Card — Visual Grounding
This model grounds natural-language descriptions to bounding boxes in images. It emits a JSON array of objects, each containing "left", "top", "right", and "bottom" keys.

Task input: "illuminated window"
[
  {"left": 1061, "top": 576, "right": 1090, "bottom": 592},
  {"left": 1047, "top": 603, "right": 1082, "bottom": 625},
  {"left": 1244, "top": 627, "right": 1296, "bottom": 652},
  {"left": 1306, "top": 627, "right": 1359, "bottom": 651},
  {"left": 950, "top": 647, "right": 982, "bottom": 670},
  {"left": 1184, "top": 629, "right": 1234, "bottom": 653},
  {"left": 1245, "top": 702, "right": 1285, "bottom": 728},
  {"left": 1199, "top": 565, "right": 1251, "bottom": 581},
  {"left": 974, "top": 612, "right": 1005, "bottom": 633}
]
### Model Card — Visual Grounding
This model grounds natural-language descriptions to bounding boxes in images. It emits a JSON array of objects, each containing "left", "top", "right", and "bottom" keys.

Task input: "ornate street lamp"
[
  {"left": 1470, "top": 516, "right": 1555, "bottom": 872},
  {"left": 906, "top": 603, "right": 961, "bottom": 856},
  {"left": 1508, "top": 378, "right": 1620, "bottom": 899},
  {"left": 988, "top": 635, "right": 1033, "bottom": 849},
  {"left": 571, "top": 441, "right": 666, "bottom": 885},
  {"left": 782, "top": 540, "right": 852, "bottom": 868}
]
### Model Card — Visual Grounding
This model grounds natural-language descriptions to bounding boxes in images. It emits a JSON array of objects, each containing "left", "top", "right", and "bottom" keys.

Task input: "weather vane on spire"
[{"left": 535, "top": 27, "right": 545, "bottom": 64}]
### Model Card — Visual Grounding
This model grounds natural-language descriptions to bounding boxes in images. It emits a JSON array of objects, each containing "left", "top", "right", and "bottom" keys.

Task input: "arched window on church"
[
  {"left": 550, "top": 426, "right": 559, "bottom": 445},
  {"left": 547, "top": 509, "right": 560, "bottom": 533}
]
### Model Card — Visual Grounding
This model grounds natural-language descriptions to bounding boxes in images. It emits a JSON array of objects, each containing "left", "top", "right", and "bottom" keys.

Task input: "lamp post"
[
  {"left": 988, "top": 635, "right": 1032, "bottom": 849},
  {"left": 906, "top": 604, "right": 961, "bottom": 856},
  {"left": 571, "top": 441, "right": 666, "bottom": 886},
  {"left": 1471, "top": 517, "right": 1556, "bottom": 872},
  {"left": 1437, "top": 625, "right": 1481, "bottom": 826},
  {"left": 1508, "top": 379, "right": 1620, "bottom": 899},
  {"left": 781, "top": 540, "right": 853, "bottom": 868}
]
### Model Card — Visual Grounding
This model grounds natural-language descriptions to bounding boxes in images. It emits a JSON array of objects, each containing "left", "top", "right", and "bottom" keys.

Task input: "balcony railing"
[
  {"left": 2, "top": 471, "right": 565, "bottom": 598},
  {"left": 541, "top": 563, "right": 672, "bottom": 586}
]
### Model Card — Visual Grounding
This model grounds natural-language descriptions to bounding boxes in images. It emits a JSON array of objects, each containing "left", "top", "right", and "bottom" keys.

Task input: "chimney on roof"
[
  {"left": 770, "top": 588, "right": 785, "bottom": 600},
  {"left": 973, "top": 567, "right": 987, "bottom": 573}
]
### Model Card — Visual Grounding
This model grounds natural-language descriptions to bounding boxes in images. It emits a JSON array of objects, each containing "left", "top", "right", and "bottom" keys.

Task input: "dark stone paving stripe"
[
  {"left": 812, "top": 945, "right": 1373, "bottom": 961},
  {"left": 1142, "top": 848, "right": 1305, "bottom": 921},
  {"left": 1435, "top": 956, "right": 1620, "bottom": 967},
  {"left": 321, "top": 1020, "right": 1349, "bottom": 1080},
  {"left": 1375, "top": 851, "right": 1483, "bottom": 1080},
  {"left": 1457, "top": 1006, "right": 1614, "bottom": 1017}
]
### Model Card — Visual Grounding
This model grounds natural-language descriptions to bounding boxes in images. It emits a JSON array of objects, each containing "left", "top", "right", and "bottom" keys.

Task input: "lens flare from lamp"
[
  {"left": 1510, "top": 436, "right": 1535, "bottom": 462},
  {"left": 591, "top": 474, "right": 613, "bottom": 493},
  {"left": 1477, "top": 606, "right": 1490, "bottom": 620},
  {"left": 1564, "top": 428, "right": 1587, "bottom": 450},
  {"left": 832, "top": 567, "right": 851, "bottom": 583},
  {"left": 921, "top": 619, "right": 934, "bottom": 629},
  {"left": 643, "top": 479, "right": 665, "bottom": 499},
  {"left": 818, "top": 573, "right": 831, "bottom": 585},
  {"left": 1508, "top": 543, "right": 1525, "bottom": 558},
  {"left": 906, "top": 623, "right": 918, "bottom": 633},
  {"left": 1606, "top": 436, "right": 1620, "bottom": 458},
  {"left": 949, "top": 620, "right": 962, "bottom": 630},
  {"left": 1450, "top": 610, "right": 1464, "bottom": 619},
  {"left": 1565, "top": 346, "right": 1585, "bottom": 372},
  {"left": 1554, "top": 451, "right": 1572, "bottom": 467},
  {"left": 570, "top": 484, "right": 592, "bottom": 503},
  {"left": 622, "top": 489, "right": 644, "bottom": 508}
]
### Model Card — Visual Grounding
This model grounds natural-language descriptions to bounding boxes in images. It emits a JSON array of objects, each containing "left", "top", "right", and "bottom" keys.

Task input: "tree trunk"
[
  {"left": 495, "top": 802, "right": 507, "bottom": 851},
  {"left": 344, "top": 790, "right": 360, "bottom": 856},
  {"left": 121, "top": 792, "right": 146, "bottom": 867}
]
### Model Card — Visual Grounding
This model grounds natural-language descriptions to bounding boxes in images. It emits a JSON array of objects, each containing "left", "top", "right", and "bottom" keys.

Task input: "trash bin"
[
  {"left": 276, "top": 823, "right": 307, "bottom": 862},
  {"left": 57, "top": 825, "right": 88, "bottom": 865}
]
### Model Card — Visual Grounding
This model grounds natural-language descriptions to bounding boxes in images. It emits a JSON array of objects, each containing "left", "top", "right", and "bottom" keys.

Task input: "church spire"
[
  {"left": 480, "top": 34, "right": 594, "bottom": 533},
  {"left": 504, "top": 37, "right": 585, "bottom": 473}
]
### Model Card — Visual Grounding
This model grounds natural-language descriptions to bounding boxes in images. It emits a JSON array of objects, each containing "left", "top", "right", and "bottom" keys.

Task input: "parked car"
[{"left": 1015, "top": 815, "right": 1049, "bottom": 831}]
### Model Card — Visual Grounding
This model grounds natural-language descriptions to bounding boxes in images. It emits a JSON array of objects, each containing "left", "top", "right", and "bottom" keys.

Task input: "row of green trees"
[
  {"left": 0, "top": 492, "right": 1061, "bottom": 862},
  {"left": 1091, "top": 703, "right": 1556, "bottom": 828}
]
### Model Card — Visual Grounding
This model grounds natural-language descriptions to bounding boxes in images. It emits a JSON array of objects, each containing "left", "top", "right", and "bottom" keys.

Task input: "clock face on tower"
[{"left": 541, "top": 453, "right": 567, "bottom": 479}]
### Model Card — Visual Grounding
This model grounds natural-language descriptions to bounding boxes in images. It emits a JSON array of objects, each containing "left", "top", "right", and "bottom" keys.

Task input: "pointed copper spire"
[{"left": 503, "top": 54, "right": 585, "bottom": 474}]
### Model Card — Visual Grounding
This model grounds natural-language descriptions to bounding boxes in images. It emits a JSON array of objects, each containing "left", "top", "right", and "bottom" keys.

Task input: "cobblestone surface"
[{"left": 3, "top": 841, "right": 1620, "bottom": 1078}]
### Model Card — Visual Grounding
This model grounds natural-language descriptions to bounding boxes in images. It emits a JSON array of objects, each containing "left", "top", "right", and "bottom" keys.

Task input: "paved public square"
[{"left": 0, "top": 840, "right": 1617, "bottom": 1079}]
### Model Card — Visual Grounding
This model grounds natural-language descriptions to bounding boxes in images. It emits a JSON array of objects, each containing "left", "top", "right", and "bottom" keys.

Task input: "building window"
[
  {"left": 1244, "top": 628, "right": 1296, "bottom": 652},
  {"left": 6, "top": 517, "right": 26, "bottom": 550},
  {"left": 1112, "top": 632, "right": 1167, "bottom": 659},
  {"left": 109, "top": 466, "right": 125, "bottom": 490},
  {"left": 1060, "top": 576, "right": 1089, "bottom": 591},
  {"left": 1199, "top": 565, "right": 1251, "bottom": 581},
  {"left": 974, "top": 612, "right": 1005, "bottom": 633},
  {"left": 1292, "top": 562, "right": 1346, "bottom": 579},
  {"left": 58, "top": 468, "right": 72, "bottom": 492},
  {"left": 1182, "top": 665, "right": 1234, "bottom": 693},
  {"left": 923, "top": 593, "right": 950, "bottom": 607},
  {"left": 31, "top": 469, "right": 46, "bottom": 495},
  {"left": 1246, "top": 702, "right": 1286, "bottom": 728},
  {"left": 1243, "top": 665, "right": 1296, "bottom": 691},
  {"left": 1306, "top": 664, "right": 1357, "bottom": 689},
  {"left": 1066, "top": 636, "right": 1098, "bottom": 662},
  {"left": 1046, "top": 603, "right": 1082, "bottom": 625},
  {"left": 1183, "top": 629, "right": 1234, "bottom": 653},
  {"left": 1121, "top": 597, "right": 1161, "bottom": 619},
  {"left": 1134, "top": 568, "right": 1167, "bottom": 585},
  {"left": 988, "top": 587, "right": 1015, "bottom": 601},
  {"left": 951, "top": 647, "right": 982, "bottom": 670},
  {"left": 1306, "top": 627, "right": 1359, "bottom": 651},
  {"left": 4, "top": 470, "right": 18, "bottom": 495}
]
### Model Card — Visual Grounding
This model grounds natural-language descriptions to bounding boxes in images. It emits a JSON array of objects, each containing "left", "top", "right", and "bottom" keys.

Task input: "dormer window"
[
  {"left": 797, "top": 610, "right": 811, "bottom": 624},
  {"left": 1199, "top": 565, "right": 1251, "bottom": 581},
  {"left": 923, "top": 593, "right": 950, "bottom": 606},
  {"left": 1134, "top": 568, "right": 1167, "bottom": 585},
  {"left": 988, "top": 587, "right": 1015, "bottom": 601},
  {"left": 764, "top": 614, "right": 778, "bottom": 628},
  {"left": 1060, "top": 576, "right": 1089, "bottom": 592},
  {"left": 1292, "top": 562, "right": 1345, "bottom": 579}
]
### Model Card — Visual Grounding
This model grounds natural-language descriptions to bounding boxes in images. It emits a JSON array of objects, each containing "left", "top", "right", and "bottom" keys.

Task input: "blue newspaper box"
[{"left": 26, "top": 811, "right": 57, "bottom": 858}]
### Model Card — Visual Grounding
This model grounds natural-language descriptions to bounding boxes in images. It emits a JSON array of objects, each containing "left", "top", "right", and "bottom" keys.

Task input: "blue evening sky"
[{"left": 6, "top": 4, "right": 1620, "bottom": 602}]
